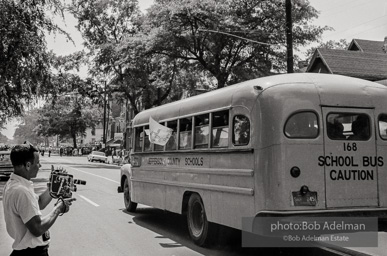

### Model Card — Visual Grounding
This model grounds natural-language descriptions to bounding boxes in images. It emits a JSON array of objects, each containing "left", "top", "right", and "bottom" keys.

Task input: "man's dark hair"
[{"left": 10, "top": 142, "right": 39, "bottom": 166}]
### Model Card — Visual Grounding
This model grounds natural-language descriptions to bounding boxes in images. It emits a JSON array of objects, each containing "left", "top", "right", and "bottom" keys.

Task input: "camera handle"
[{"left": 56, "top": 179, "right": 65, "bottom": 197}]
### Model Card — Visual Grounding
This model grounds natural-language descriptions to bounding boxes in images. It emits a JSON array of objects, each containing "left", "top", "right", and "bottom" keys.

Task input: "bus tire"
[
  {"left": 123, "top": 178, "right": 137, "bottom": 212},
  {"left": 187, "top": 193, "right": 218, "bottom": 246}
]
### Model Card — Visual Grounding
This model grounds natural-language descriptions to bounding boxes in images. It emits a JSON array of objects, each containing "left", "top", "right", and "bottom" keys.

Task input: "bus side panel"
[
  {"left": 370, "top": 88, "right": 387, "bottom": 208},
  {"left": 165, "top": 186, "right": 185, "bottom": 213},
  {"left": 377, "top": 136, "right": 387, "bottom": 207},
  {"left": 210, "top": 193, "right": 255, "bottom": 230},
  {"left": 131, "top": 169, "right": 166, "bottom": 210},
  {"left": 256, "top": 144, "right": 325, "bottom": 211},
  {"left": 208, "top": 152, "right": 255, "bottom": 229},
  {"left": 256, "top": 83, "right": 324, "bottom": 211}
]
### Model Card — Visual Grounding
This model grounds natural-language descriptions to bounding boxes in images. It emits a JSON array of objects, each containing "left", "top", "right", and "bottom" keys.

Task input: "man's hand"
[{"left": 56, "top": 198, "right": 77, "bottom": 214}]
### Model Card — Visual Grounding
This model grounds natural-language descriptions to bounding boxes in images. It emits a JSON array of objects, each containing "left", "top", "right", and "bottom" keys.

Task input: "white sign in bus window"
[{"left": 149, "top": 117, "right": 173, "bottom": 146}]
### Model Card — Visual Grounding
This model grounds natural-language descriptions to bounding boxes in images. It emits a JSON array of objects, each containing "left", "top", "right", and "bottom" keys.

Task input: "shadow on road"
[{"left": 120, "top": 207, "right": 332, "bottom": 256}]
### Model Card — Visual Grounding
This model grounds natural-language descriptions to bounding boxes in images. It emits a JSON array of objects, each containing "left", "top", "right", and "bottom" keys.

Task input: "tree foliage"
[
  {"left": 305, "top": 39, "right": 349, "bottom": 60},
  {"left": 36, "top": 95, "right": 102, "bottom": 148},
  {"left": 69, "top": 0, "right": 209, "bottom": 114},
  {"left": 0, "top": 0, "right": 70, "bottom": 123},
  {"left": 145, "top": 0, "right": 329, "bottom": 88},
  {"left": 0, "top": 132, "right": 9, "bottom": 144},
  {"left": 13, "top": 109, "right": 45, "bottom": 145}
]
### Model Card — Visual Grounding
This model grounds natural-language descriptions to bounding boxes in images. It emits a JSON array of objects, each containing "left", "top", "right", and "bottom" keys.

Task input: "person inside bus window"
[
  {"left": 350, "top": 116, "right": 369, "bottom": 140},
  {"left": 328, "top": 121, "right": 345, "bottom": 139},
  {"left": 234, "top": 116, "right": 250, "bottom": 145},
  {"left": 180, "top": 123, "right": 192, "bottom": 148}
]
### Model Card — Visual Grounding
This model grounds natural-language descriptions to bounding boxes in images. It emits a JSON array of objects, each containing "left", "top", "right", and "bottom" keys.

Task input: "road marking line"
[
  {"left": 78, "top": 195, "right": 99, "bottom": 207},
  {"left": 62, "top": 165, "right": 120, "bottom": 184}
]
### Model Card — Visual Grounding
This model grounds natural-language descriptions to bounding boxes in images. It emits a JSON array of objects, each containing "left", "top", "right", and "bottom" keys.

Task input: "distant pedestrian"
[
  {"left": 59, "top": 147, "right": 63, "bottom": 157},
  {"left": 48, "top": 148, "right": 51, "bottom": 157}
]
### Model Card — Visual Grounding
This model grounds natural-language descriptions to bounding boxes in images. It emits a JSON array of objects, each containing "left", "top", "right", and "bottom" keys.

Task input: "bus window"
[
  {"left": 144, "top": 125, "right": 151, "bottom": 151},
  {"left": 327, "top": 114, "right": 346, "bottom": 140},
  {"left": 194, "top": 114, "right": 209, "bottom": 148},
  {"left": 212, "top": 110, "right": 229, "bottom": 147},
  {"left": 179, "top": 117, "right": 192, "bottom": 149},
  {"left": 379, "top": 114, "right": 387, "bottom": 140},
  {"left": 166, "top": 120, "right": 178, "bottom": 150},
  {"left": 134, "top": 127, "right": 143, "bottom": 152},
  {"left": 233, "top": 115, "right": 250, "bottom": 146},
  {"left": 154, "top": 122, "right": 166, "bottom": 151},
  {"left": 327, "top": 113, "right": 370, "bottom": 140},
  {"left": 285, "top": 112, "right": 318, "bottom": 138}
]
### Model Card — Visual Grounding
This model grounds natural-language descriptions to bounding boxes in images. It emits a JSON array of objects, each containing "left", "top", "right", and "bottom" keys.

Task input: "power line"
[
  {"left": 351, "top": 22, "right": 387, "bottom": 37},
  {"left": 319, "top": 0, "right": 367, "bottom": 15},
  {"left": 197, "top": 28, "right": 284, "bottom": 47},
  {"left": 319, "top": 0, "right": 372, "bottom": 21},
  {"left": 324, "top": 15, "right": 387, "bottom": 38}
]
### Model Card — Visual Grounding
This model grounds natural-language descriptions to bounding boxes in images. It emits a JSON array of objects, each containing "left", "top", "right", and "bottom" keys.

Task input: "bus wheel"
[
  {"left": 123, "top": 178, "right": 137, "bottom": 212},
  {"left": 187, "top": 194, "right": 217, "bottom": 246}
]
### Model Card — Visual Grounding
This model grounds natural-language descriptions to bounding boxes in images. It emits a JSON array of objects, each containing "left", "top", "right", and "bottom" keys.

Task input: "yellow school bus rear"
[
  {"left": 255, "top": 74, "right": 387, "bottom": 218},
  {"left": 118, "top": 73, "right": 387, "bottom": 246}
]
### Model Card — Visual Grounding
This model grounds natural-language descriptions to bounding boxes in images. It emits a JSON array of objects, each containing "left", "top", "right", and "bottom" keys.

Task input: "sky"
[{"left": 1, "top": 0, "right": 386, "bottom": 140}]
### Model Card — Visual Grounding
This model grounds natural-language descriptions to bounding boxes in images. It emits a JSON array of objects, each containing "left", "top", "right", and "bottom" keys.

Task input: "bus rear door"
[{"left": 322, "top": 107, "right": 379, "bottom": 208}]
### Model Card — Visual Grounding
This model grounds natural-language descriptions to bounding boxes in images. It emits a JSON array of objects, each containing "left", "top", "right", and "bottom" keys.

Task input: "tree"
[
  {"left": 0, "top": 0, "right": 70, "bottom": 123},
  {"left": 37, "top": 95, "right": 102, "bottom": 148},
  {"left": 0, "top": 133, "right": 9, "bottom": 144},
  {"left": 69, "top": 0, "right": 206, "bottom": 114},
  {"left": 145, "top": 0, "right": 329, "bottom": 88},
  {"left": 305, "top": 39, "right": 349, "bottom": 60},
  {"left": 13, "top": 109, "right": 45, "bottom": 145}
]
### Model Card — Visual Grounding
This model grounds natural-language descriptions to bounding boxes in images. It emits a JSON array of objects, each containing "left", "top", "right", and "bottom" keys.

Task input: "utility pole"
[
  {"left": 103, "top": 81, "right": 107, "bottom": 146},
  {"left": 285, "top": 0, "right": 294, "bottom": 73},
  {"left": 106, "top": 96, "right": 110, "bottom": 142}
]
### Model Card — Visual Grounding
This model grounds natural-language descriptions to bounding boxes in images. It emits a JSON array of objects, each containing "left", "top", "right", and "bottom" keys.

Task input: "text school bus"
[{"left": 118, "top": 73, "right": 387, "bottom": 246}]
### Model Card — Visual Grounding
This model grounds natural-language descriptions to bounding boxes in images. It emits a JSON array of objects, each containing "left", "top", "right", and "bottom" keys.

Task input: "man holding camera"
[{"left": 3, "top": 143, "right": 76, "bottom": 256}]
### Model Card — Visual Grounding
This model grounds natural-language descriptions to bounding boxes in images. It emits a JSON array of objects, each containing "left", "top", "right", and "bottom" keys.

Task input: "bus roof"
[{"left": 133, "top": 73, "right": 387, "bottom": 126}]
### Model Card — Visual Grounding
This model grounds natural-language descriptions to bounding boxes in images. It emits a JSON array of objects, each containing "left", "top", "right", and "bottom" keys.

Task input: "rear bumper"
[{"left": 92, "top": 158, "right": 107, "bottom": 161}]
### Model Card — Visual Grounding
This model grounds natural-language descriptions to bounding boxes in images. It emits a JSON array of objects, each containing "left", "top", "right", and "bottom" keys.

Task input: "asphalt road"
[{"left": 0, "top": 155, "right": 386, "bottom": 256}]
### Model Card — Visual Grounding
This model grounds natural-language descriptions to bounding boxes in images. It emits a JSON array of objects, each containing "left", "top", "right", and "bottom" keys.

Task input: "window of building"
[
  {"left": 233, "top": 115, "right": 250, "bottom": 146},
  {"left": 284, "top": 112, "right": 318, "bottom": 139},
  {"left": 194, "top": 114, "right": 209, "bottom": 148},
  {"left": 212, "top": 110, "right": 229, "bottom": 147}
]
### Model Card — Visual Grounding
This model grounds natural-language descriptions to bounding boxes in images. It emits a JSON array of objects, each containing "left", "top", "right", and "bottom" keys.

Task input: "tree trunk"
[
  {"left": 72, "top": 134, "right": 77, "bottom": 149},
  {"left": 216, "top": 73, "right": 229, "bottom": 89}
]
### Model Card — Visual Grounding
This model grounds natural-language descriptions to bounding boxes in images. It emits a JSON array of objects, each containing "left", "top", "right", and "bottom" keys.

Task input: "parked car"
[
  {"left": 87, "top": 151, "right": 108, "bottom": 163},
  {"left": 0, "top": 150, "right": 13, "bottom": 179}
]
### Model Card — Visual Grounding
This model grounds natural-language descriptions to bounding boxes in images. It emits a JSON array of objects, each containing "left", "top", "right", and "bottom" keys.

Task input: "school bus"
[{"left": 118, "top": 73, "right": 387, "bottom": 246}]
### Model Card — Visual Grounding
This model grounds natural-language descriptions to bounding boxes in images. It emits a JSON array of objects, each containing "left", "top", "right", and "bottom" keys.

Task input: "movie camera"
[{"left": 49, "top": 166, "right": 86, "bottom": 199}]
